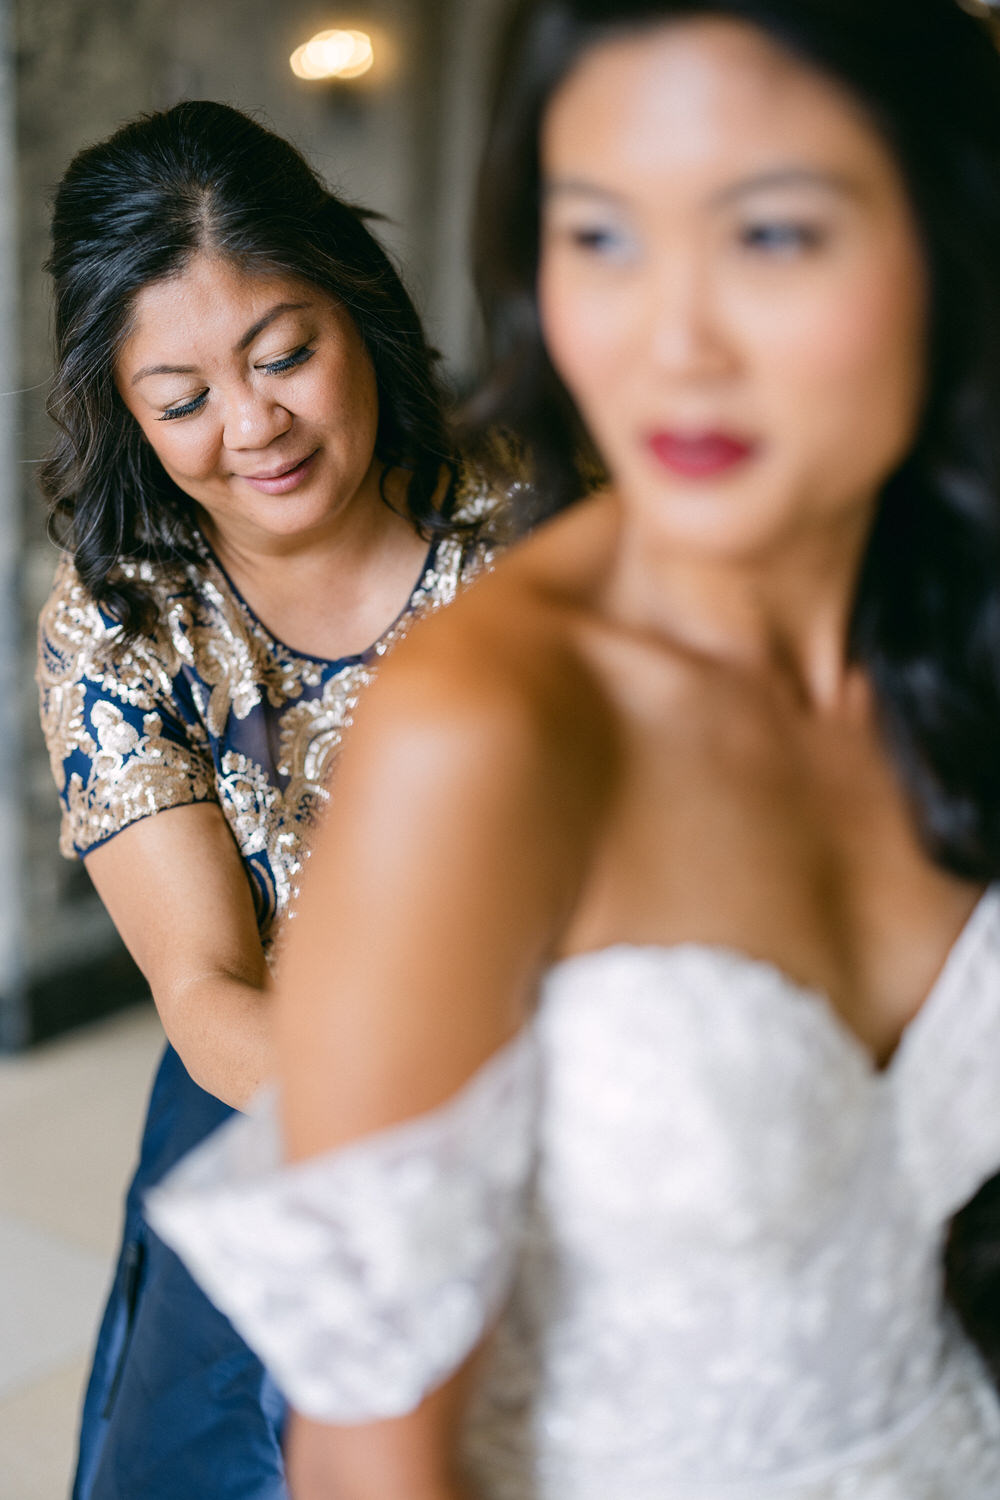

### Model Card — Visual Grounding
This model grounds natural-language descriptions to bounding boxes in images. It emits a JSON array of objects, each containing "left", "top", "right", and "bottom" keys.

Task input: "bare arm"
[
  {"left": 272, "top": 612, "right": 612, "bottom": 1496},
  {"left": 277, "top": 646, "right": 596, "bottom": 1156},
  {"left": 285, "top": 1370, "right": 476, "bottom": 1500},
  {"left": 84, "top": 801, "right": 270, "bottom": 1108}
]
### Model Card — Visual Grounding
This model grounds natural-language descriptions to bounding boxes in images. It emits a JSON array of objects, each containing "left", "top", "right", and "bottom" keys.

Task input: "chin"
[
  {"left": 622, "top": 476, "right": 800, "bottom": 558},
  {"left": 248, "top": 491, "right": 340, "bottom": 532}
]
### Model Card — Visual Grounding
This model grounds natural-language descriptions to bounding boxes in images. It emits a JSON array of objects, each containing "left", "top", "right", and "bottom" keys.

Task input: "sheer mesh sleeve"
[
  {"left": 37, "top": 557, "right": 215, "bottom": 858},
  {"left": 147, "top": 1028, "right": 539, "bottom": 1421}
]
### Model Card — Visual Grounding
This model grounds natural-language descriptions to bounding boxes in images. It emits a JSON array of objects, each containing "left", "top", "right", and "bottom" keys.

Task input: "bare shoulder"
[
  {"left": 301, "top": 494, "right": 623, "bottom": 984},
  {"left": 277, "top": 501, "right": 625, "bottom": 1145},
  {"left": 354, "top": 494, "right": 621, "bottom": 822}
]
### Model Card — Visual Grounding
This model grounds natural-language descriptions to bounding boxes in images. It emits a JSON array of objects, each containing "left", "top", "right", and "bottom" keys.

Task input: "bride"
[{"left": 153, "top": 0, "right": 1000, "bottom": 1494}]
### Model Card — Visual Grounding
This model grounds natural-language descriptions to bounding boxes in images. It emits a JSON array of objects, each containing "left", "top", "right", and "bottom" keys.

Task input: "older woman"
[{"left": 36, "top": 101, "right": 501, "bottom": 1500}]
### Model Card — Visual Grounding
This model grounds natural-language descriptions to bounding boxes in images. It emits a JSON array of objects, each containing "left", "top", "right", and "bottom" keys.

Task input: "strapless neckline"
[
  {"left": 544, "top": 881, "right": 1000, "bottom": 1078},
  {"left": 147, "top": 880, "right": 1000, "bottom": 1497}
]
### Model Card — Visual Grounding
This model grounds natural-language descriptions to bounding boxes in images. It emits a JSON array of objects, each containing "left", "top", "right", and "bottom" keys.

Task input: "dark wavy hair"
[
  {"left": 41, "top": 100, "right": 465, "bottom": 636},
  {"left": 470, "top": 0, "right": 1000, "bottom": 1376}
]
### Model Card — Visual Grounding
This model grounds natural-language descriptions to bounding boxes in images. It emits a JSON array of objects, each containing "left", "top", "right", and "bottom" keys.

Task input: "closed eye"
[
  {"left": 549, "top": 221, "right": 636, "bottom": 263},
  {"left": 259, "top": 344, "right": 316, "bottom": 375},
  {"left": 738, "top": 220, "right": 828, "bottom": 255},
  {"left": 156, "top": 344, "right": 315, "bottom": 420},
  {"left": 160, "top": 391, "right": 208, "bottom": 422},
  {"left": 573, "top": 226, "right": 623, "bottom": 251}
]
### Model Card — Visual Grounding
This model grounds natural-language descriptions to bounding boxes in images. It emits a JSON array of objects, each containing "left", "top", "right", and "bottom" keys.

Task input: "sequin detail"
[{"left": 37, "top": 485, "right": 500, "bottom": 950}]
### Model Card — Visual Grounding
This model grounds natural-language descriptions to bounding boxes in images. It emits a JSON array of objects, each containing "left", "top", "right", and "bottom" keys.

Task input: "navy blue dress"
[
  {"left": 73, "top": 1048, "right": 286, "bottom": 1498},
  {"left": 36, "top": 511, "right": 496, "bottom": 1498}
]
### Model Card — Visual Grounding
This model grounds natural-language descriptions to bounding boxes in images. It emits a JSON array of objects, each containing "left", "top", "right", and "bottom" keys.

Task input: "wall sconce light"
[{"left": 290, "top": 29, "right": 375, "bottom": 82}]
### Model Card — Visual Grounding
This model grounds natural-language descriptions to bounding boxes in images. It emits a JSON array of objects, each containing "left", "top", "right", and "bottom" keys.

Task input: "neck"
[
  {"left": 198, "top": 461, "right": 405, "bottom": 579},
  {"left": 605, "top": 497, "right": 876, "bottom": 713},
  {"left": 194, "top": 467, "right": 431, "bottom": 660}
]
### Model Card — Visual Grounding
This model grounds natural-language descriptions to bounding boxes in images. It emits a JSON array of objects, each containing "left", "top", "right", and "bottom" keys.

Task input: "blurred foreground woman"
[
  {"left": 37, "top": 102, "right": 499, "bottom": 1499},
  {"left": 154, "top": 3, "right": 1000, "bottom": 1496}
]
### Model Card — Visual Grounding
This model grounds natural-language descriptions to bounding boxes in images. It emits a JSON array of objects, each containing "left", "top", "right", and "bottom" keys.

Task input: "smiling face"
[
  {"left": 115, "top": 255, "right": 382, "bottom": 551},
  {"left": 537, "top": 18, "right": 928, "bottom": 561}
]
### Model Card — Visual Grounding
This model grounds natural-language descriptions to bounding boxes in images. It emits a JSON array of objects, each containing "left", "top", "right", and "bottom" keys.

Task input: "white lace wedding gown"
[{"left": 149, "top": 887, "right": 1000, "bottom": 1498}]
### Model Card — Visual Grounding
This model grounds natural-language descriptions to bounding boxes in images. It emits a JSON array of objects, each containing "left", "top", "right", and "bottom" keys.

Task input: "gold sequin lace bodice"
[{"left": 37, "top": 491, "right": 499, "bottom": 950}]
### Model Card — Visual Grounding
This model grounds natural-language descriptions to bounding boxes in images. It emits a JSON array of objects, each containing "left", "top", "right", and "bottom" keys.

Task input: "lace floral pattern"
[
  {"left": 36, "top": 484, "right": 500, "bottom": 949},
  {"left": 150, "top": 890, "right": 1000, "bottom": 1495},
  {"left": 148, "top": 1033, "right": 539, "bottom": 1421}
]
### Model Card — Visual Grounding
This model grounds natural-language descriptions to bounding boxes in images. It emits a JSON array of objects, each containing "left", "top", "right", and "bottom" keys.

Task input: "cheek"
[
  {"left": 354, "top": 364, "right": 380, "bottom": 435},
  {"left": 747, "top": 262, "right": 926, "bottom": 468},
  {"left": 538, "top": 255, "right": 634, "bottom": 418},
  {"left": 317, "top": 350, "right": 379, "bottom": 439},
  {"left": 133, "top": 414, "right": 216, "bottom": 484}
]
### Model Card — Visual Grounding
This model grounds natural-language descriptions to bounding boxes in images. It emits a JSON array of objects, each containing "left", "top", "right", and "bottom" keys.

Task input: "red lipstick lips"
[{"left": 647, "top": 431, "right": 756, "bottom": 478}]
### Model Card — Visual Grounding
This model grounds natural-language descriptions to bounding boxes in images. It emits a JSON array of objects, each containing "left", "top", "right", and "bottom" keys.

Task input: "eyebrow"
[
  {"left": 129, "top": 301, "right": 312, "bottom": 386},
  {"left": 543, "top": 165, "right": 858, "bottom": 209},
  {"left": 542, "top": 179, "right": 628, "bottom": 207},
  {"left": 710, "top": 166, "right": 860, "bottom": 206}
]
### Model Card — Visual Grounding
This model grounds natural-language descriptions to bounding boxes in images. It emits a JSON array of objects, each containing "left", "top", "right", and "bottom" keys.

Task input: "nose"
[
  {"left": 645, "top": 253, "right": 736, "bottom": 381},
  {"left": 222, "top": 385, "right": 293, "bottom": 451}
]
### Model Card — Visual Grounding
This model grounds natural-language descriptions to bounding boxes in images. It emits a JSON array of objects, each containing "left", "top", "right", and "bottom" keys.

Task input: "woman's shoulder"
[
  {"left": 40, "top": 543, "right": 203, "bottom": 622},
  {"left": 451, "top": 459, "right": 511, "bottom": 530},
  {"left": 38, "top": 551, "right": 95, "bottom": 634},
  {"left": 310, "top": 505, "right": 621, "bottom": 971},
  {"left": 360, "top": 496, "right": 621, "bottom": 814},
  {"left": 36, "top": 548, "right": 219, "bottom": 860},
  {"left": 37, "top": 546, "right": 208, "bottom": 688},
  {"left": 433, "top": 460, "right": 518, "bottom": 584}
]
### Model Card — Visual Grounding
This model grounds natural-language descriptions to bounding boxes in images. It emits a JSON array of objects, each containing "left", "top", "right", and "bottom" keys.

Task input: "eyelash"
[
  {"left": 565, "top": 225, "right": 631, "bottom": 259},
  {"left": 158, "top": 344, "right": 317, "bottom": 421},
  {"left": 556, "top": 219, "right": 827, "bottom": 260},
  {"left": 738, "top": 221, "right": 828, "bottom": 255},
  {"left": 159, "top": 393, "right": 207, "bottom": 422},
  {"left": 262, "top": 344, "right": 316, "bottom": 375}
]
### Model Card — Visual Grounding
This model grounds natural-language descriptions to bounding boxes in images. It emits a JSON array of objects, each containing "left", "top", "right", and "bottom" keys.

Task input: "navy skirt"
[{"left": 73, "top": 1044, "right": 287, "bottom": 1499}]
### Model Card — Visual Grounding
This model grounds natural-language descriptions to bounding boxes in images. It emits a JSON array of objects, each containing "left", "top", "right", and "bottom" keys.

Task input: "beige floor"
[{"left": 0, "top": 1002, "right": 165, "bottom": 1500}]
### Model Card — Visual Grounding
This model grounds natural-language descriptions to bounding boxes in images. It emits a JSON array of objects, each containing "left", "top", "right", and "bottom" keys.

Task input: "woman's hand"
[{"left": 84, "top": 801, "right": 271, "bottom": 1108}]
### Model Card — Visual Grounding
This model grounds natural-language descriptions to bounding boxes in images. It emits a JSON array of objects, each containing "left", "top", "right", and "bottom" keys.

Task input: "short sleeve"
[
  {"left": 147, "top": 1027, "right": 539, "bottom": 1422},
  {"left": 36, "top": 556, "right": 216, "bottom": 859}
]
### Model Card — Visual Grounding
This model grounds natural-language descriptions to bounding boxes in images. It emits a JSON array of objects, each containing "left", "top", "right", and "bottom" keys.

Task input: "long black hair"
[
  {"left": 470, "top": 0, "right": 1000, "bottom": 1374},
  {"left": 42, "top": 100, "right": 465, "bottom": 637}
]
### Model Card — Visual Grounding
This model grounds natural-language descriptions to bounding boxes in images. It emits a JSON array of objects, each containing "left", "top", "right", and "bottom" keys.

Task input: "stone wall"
[
  {"left": 5, "top": 0, "right": 510, "bottom": 1046},
  {"left": 1, "top": 0, "right": 26, "bottom": 1045}
]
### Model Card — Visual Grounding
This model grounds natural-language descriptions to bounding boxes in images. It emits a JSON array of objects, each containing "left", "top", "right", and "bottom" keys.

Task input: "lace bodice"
[{"left": 149, "top": 887, "right": 1000, "bottom": 1497}]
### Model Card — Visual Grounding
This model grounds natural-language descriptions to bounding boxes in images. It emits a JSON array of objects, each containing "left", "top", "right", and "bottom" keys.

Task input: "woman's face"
[
  {"left": 537, "top": 19, "right": 928, "bottom": 559},
  {"left": 115, "top": 255, "right": 381, "bottom": 550}
]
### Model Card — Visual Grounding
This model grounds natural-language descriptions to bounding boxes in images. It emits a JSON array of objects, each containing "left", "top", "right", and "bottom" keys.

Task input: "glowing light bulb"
[{"left": 290, "top": 29, "right": 374, "bottom": 81}]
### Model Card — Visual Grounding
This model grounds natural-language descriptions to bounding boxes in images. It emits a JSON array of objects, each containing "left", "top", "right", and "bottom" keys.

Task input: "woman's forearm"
[
  {"left": 284, "top": 1397, "right": 477, "bottom": 1500},
  {"left": 83, "top": 803, "right": 275, "bottom": 1110},
  {"left": 159, "top": 969, "right": 272, "bottom": 1110}
]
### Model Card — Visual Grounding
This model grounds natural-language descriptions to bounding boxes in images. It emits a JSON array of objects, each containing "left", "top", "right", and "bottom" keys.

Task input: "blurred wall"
[
  {"left": 1, "top": 0, "right": 25, "bottom": 1043},
  {"left": 2, "top": 0, "right": 511, "bottom": 1047}
]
